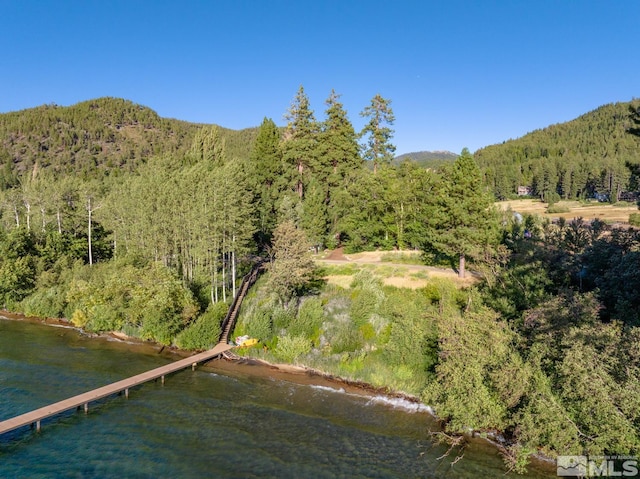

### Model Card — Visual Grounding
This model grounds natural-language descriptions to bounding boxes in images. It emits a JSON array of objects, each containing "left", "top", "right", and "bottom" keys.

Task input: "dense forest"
[
  {"left": 0, "top": 97, "right": 258, "bottom": 185},
  {"left": 476, "top": 100, "right": 640, "bottom": 202},
  {"left": 0, "top": 92, "right": 639, "bottom": 472}
]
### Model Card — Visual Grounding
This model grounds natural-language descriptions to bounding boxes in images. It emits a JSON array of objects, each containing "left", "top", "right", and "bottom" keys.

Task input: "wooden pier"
[
  {"left": 0, "top": 261, "right": 264, "bottom": 438},
  {"left": 0, "top": 342, "right": 233, "bottom": 437}
]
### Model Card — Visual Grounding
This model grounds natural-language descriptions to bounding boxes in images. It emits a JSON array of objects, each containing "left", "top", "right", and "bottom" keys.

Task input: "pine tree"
[
  {"left": 318, "top": 90, "right": 361, "bottom": 235},
  {"left": 250, "top": 117, "right": 283, "bottom": 243},
  {"left": 360, "top": 94, "right": 396, "bottom": 174},
  {"left": 281, "top": 86, "right": 318, "bottom": 199},
  {"left": 318, "top": 90, "right": 360, "bottom": 180},
  {"left": 420, "top": 148, "right": 500, "bottom": 278},
  {"left": 301, "top": 179, "right": 328, "bottom": 251}
]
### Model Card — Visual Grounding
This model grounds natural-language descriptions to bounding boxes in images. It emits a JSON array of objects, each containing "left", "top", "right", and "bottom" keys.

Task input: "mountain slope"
[
  {"left": 394, "top": 150, "right": 457, "bottom": 168},
  {"left": 474, "top": 100, "right": 640, "bottom": 200},
  {"left": 0, "top": 97, "right": 258, "bottom": 186}
]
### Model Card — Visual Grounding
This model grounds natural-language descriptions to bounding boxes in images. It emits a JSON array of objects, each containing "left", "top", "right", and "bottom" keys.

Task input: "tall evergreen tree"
[
  {"left": 360, "top": 94, "right": 396, "bottom": 174},
  {"left": 420, "top": 148, "right": 500, "bottom": 278},
  {"left": 318, "top": 90, "right": 361, "bottom": 180},
  {"left": 281, "top": 86, "right": 318, "bottom": 199},
  {"left": 301, "top": 178, "right": 328, "bottom": 251},
  {"left": 318, "top": 90, "right": 361, "bottom": 235},
  {"left": 250, "top": 117, "right": 283, "bottom": 243}
]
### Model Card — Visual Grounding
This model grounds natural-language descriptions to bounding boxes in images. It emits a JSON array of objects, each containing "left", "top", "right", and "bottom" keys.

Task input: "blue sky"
[{"left": 1, "top": 0, "right": 638, "bottom": 155}]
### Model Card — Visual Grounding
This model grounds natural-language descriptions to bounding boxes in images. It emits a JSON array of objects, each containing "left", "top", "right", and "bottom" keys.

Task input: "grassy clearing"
[
  {"left": 497, "top": 198, "right": 638, "bottom": 223},
  {"left": 380, "top": 251, "right": 424, "bottom": 265}
]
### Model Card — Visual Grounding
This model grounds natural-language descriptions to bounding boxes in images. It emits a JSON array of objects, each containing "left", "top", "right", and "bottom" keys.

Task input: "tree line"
[
  {"left": 475, "top": 100, "right": 640, "bottom": 202},
  {"left": 0, "top": 87, "right": 496, "bottom": 333}
]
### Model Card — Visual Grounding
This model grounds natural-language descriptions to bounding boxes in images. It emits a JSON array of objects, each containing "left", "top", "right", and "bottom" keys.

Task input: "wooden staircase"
[{"left": 218, "top": 261, "right": 265, "bottom": 346}]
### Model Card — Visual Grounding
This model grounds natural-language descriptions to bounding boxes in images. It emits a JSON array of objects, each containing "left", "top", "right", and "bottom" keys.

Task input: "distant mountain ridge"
[{"left": 394, "top": 150, "right": 458, "bottom": 168}]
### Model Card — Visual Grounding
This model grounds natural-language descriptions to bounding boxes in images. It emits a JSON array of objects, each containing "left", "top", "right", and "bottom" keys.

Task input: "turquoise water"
[{"left": 0, "top": 317, "right": 554, "bottom": 478}]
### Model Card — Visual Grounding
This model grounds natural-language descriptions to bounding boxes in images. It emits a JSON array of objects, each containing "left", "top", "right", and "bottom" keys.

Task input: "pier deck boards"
[{"left": 0, "top": 342, "right": 233, "bottom": 436}]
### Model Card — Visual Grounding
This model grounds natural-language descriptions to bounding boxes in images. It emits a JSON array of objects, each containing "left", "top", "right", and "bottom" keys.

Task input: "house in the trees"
[{"left": 517, "top": 186, "right": 532, "bottom": 196}]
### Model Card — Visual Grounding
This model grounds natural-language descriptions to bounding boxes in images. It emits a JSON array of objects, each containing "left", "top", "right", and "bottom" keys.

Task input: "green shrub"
[
  {"left": 244, "top": 307, "right": 273, "bottom": 342},
  {"left": 288, "top": 297, "right": 324, "bottom": 340},
  {"left": 629, "top": 212, "right": 640, "bottom": 226},
  {"left": 20, "top": 285, "right": 67, "bottom": 318},
  {"left": 547, "top": 203, "right": 570, "bottom": 214},
  {"left": 272, "top": 306, "right": 295, "bottom": 331},
  {"left": 175, "top": 302, "right": 227, "bottom": 350},
  {"left": 86, "top": 303, "right": 123, "bottom": 332},
  {"left": 329, "top": 320, "right": 364, "bottom": 354},
  {"left": 350, "top": 269, "right": 383, "bottom": 291},
  {"left": 63, "top": 260, "right": 199, "bottom": 345},
  {"left": 349, "top": 289, "right": 377, "bottom": 326},
  {"left": 273, "top": 334, "right": 311, "bottom": 363}
]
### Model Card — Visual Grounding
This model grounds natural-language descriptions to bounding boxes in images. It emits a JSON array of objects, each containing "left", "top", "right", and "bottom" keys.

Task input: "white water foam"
[
  {"left": 366, "top": 395, "right": 434, "bottom": 414},
  {"left": 309, "top": 384, "right": 347, "bottom": 395}
]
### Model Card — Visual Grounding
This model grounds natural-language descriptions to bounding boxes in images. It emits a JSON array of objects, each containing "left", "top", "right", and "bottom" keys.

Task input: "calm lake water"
[{"left": 0, "top": 317, "right": 555, "bottom": 478}]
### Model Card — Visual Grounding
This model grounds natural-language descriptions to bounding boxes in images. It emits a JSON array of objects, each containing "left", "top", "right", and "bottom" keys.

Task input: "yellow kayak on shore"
[{"left": 235, "top": 336, "right": 258, "bottom": 347}]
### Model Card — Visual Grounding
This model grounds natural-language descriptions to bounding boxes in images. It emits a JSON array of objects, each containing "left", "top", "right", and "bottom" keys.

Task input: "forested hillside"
[
  {"left": 475, "top": 100, "right": 640, "bottom": 201},
  {"left": 0, "top": 97, "right": 258, "bottom": 185}
]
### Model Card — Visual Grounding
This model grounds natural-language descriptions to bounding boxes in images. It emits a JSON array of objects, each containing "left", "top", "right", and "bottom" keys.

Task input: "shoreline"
[{"left": 0, "top": 310, "right": 556, "bottom": 475}]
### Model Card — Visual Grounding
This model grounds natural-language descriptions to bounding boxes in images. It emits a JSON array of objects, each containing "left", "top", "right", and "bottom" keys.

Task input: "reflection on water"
[{"left": 0, "top": 317, "right": 554, "bottom": 478}]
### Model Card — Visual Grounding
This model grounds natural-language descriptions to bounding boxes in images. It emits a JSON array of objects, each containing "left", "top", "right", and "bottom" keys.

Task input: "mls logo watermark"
[{"left": 557, "top": 455, "right": 639, "bottom": 477}]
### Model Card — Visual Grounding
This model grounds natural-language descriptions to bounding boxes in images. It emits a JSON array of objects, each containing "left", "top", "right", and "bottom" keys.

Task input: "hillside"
[
  {"left": 394, "top": 150, "right": 457, "bottom": 168},
  {"left": 475, "top": 99, "right": 640, "bottom": 201},
  {"left": 0, "top": 98, "right": 258, "bottom": 186}
]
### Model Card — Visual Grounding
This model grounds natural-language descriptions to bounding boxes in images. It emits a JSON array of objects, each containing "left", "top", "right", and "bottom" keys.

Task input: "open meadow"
[{"left": 496, "top": 198, "right": 638, "bottom": 224}]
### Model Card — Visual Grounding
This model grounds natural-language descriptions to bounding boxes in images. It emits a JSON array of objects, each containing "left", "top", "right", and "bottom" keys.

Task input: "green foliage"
[
  {"left": 360, "top": 94, "right": 396, "bottom": 173},
  {"left": 273, "top": 334, "right": 311, "bottom": 363},
  {"left": 250, "top": 117, "right": 283, "bottom": 243},
  {"left": 327, "top": 319, "right": 364, "bottom": 354},
  {"left": 393, "top": 151, "right": 458, "bottom": 167},
  {"left": 419, "top": 149, "right": 501, "bottom": 277},
  {"left": 64, "top": 260, "right": 199, "bottom": 345},
  {"left": 288, "top": 297, "right": 324, "bottom": 341},
  {"left": 482, "top": 259, "right": 554, "bottom": 322},
  {"left": 0, "top": 255, "right": 36, "bottom": 307},
  {"left": 281, "top": 85, "right": 319, "bottom": 200},
  {"left": 423, "top": 304, "right": 516, "bottom": 432},
  {"left": 629, "top": 212, "right": 640, "bottom": 226},
  {"left": 20, "top": 284, "right": 67, "bottom": 318},
  {"left": 244, "top": 307, "right": 274, "bottom": 342},
  {"left": 175, "top": 302, "right": 227, "bottom": 350},
  {"left": 546, "top": 203, "right": 570, "bottom": 213},
  {"left": 338, "top": 163, "right": 435, "bottom": 251},
  {"left": 381, "top": 288, "right": 438, "bottom": 375},
  {"left": 266, "top": 220, "right": 316, "bottom": 305},
  {"left": 0, "top": 97, "right": 258, "bottom": 184}
]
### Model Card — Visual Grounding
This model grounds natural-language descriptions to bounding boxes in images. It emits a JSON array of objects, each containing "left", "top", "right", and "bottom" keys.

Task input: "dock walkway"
[
  {"left": 0, "top": 261, "right": 264, "bottom": 438},
  {"left": 0, "top": 342, "right": 233, "bottom": 436}
]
